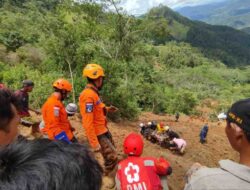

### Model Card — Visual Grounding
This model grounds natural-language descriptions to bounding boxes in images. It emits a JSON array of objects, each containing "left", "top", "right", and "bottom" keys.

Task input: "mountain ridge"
[
  {"left": 176, "top": 0, "right": 250, "bottom": 29},
  {"left": 142, "top": 5, "right": 250, "bottom": 66}
]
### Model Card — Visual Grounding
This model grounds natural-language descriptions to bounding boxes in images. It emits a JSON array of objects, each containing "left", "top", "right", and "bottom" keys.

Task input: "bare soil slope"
[{"left": 20, "top": 112, "right": 238, "bottom": 190}]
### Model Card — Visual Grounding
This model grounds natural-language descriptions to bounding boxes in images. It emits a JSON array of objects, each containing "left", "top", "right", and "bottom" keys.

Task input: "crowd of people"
[
  {"left": 1, "top": 63, "right": 250, "bottom": 190},
  {"left": 139, "top": 121, "right": 187, "bottom": 155}
]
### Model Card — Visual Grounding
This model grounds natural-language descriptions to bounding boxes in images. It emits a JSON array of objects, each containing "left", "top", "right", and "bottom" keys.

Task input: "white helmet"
[
  {"left": 147, "top": 122, "right": 152, "bottom": 126},
  {"left": 164, "top": 126, "right": 170, "bottom": 131},
  {"left": 139, "top": 123, "right": 144, "bottom": 128},
  {"left": 66, "top": 103, "right": 78, "bottom": 115}
]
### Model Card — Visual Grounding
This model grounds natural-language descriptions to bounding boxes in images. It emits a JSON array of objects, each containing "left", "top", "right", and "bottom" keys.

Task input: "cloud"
[{"left": 119, "top": 0, "right": 227, "bottom": 15}]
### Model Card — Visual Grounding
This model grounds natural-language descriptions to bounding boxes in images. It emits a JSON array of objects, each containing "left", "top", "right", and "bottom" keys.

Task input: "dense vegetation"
[
  {"left": 0, "top": 0, "right": 250, "bottom": 120},
  {"left": 242, "top": 27, "right": 250, "bottom": 35},
  {"left": 142, "top": 6, "right": 250, "bottom": 67}
]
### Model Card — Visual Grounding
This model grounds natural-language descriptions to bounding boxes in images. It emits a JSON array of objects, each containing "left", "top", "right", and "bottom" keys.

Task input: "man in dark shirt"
[
  {"left": 15, "top": 80, "right": 40, "bottom": 117},
  {"left": 15, "top": 80, "right": 40, "bottom": 134}
]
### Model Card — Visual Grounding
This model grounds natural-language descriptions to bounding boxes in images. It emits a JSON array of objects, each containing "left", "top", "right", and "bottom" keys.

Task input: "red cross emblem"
[{"left": 124, "top": 162, "right": 140, "bottom": 183}]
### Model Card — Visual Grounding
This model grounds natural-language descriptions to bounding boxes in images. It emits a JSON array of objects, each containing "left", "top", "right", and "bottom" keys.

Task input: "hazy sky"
[{"left": 119, "top": 0, "right": 228, "bottom": 15}]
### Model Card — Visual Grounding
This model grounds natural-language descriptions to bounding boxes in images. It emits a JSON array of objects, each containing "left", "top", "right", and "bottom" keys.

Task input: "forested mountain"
[
  {"left": 142, "top": 5, "right": 250, "bottom": 67},
  {"left": 0, "top": 0, "right": 250, "bottom": 119},
  {"left": 177, "top": 0, "right": 250, "bottom": 30},
  {"left": 242, "top": 27, "right": 250, "bottom": 35}
]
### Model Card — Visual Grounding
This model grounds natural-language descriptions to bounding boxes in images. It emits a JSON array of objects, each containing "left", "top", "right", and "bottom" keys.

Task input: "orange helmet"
[
  {"left": 83, "top": 63, "right": 105, "bottom": 79},
  {"left": 53, "top": 79, "right": 72, "bottom": 92}
]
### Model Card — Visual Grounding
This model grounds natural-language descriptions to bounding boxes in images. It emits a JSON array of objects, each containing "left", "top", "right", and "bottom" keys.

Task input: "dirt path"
[{"left": 20, "top": 112, "right": 238, "bottom": 190}]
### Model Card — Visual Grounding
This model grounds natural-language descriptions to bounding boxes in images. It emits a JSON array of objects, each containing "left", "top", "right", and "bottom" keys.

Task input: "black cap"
[
  {"left": 227, "top": 98, "right": 250, "bottom": 132},
  {"left": 22, "top": 80, "right": 34, "bottom": 87}
]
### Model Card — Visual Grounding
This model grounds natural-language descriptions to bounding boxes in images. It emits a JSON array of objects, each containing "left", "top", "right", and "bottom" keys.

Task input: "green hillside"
[
  {"left": 141, "top": 5, "right": 250, "bottom": 67},
  {"left": 0, "top": 0, "right": 250, "bottom": 119},
  {"left": 242, "top": 27, "right": 250, "bottom": 35}
]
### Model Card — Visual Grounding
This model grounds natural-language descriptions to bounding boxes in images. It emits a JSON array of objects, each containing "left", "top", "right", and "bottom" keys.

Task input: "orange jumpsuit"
[
  {"left": 79, "top": 84, "right": 108, "bottom": 148},
  {"left": 79, "top": 83, "right": 117, "bottom": 174},
  {"left": 41, "top": 94, "right": 73, "bottom": 140}
]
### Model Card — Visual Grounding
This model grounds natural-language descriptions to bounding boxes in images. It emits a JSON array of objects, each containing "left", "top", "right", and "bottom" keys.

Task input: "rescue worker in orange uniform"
[
  {"left": 79, "top": 63, "right": 118, "bottom": 177},
  {"left": 42, "top": 79, "right": 77, "bottom": 143}
]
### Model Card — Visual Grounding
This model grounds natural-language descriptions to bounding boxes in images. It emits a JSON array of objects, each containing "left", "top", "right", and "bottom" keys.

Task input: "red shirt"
[
  {"left": 14, "top": 89, "right": 30, "bottom": 117},
  {"left": 116, "top": 156, "right": 171, "bottom": 190}
]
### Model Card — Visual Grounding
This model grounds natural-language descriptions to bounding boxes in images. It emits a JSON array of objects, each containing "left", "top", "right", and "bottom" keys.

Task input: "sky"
[{"left": 119, "top": 0, "right": 228, "bottom": 15}]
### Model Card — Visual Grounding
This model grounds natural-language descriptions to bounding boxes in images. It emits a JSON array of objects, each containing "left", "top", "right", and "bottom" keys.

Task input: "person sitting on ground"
[
  {"left": 116, "top": 133, "right": 172, "bottom": 190},
  {"left": 200, "top": 124, "right": 209, "bottom": 144},
  {"left": 153, "top": 124, "right": 170, "bottom": 144},
  {"left": 150, "top": 121, "right": 158, "bottom": 130},
  {"left": 156, "top": 122, "right": 165, "bottom": 134},
  {"left": 163, "top": 125, "right": 170, "bottom": 131},
  {"left": 42, "top": 79, "right": 78, "bottom": 143},
  {"left": 0, "top": 88, "right": 20, "bottom": 145},
  {"left": 0, "top": 139, "right": 103, "bottom": 190},
  {"left": 39, "top": 103, "right": 78, "bottom": 138},
  {"left": 169, "top": 137, "right": 187, "bottom": 155},
  {"left": 184, "top": 98, "right": 250, "bottom": 190},
  {"left": 140, "top": 122, "right": 154, "bottom": 140},
  {"left": 139, "top": 123, "right": 146, "bottom": 136},
  {"left": 166, "top": 128, "right": 180, "bottom": 140}
]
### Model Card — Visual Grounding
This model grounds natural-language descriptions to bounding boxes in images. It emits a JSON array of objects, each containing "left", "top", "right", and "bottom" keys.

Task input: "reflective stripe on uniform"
[
  {"left": 53, "top": 106, "right": 60, "bottom": 117},
  {"left": 118, "top": 164, "right": 122, "bottom": 170},
  {"left": 115, "top": 175, "right": 121, "bottom": 190},
  {"left": 144, "top": 160, "right": 154, "bottom": 166}
]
